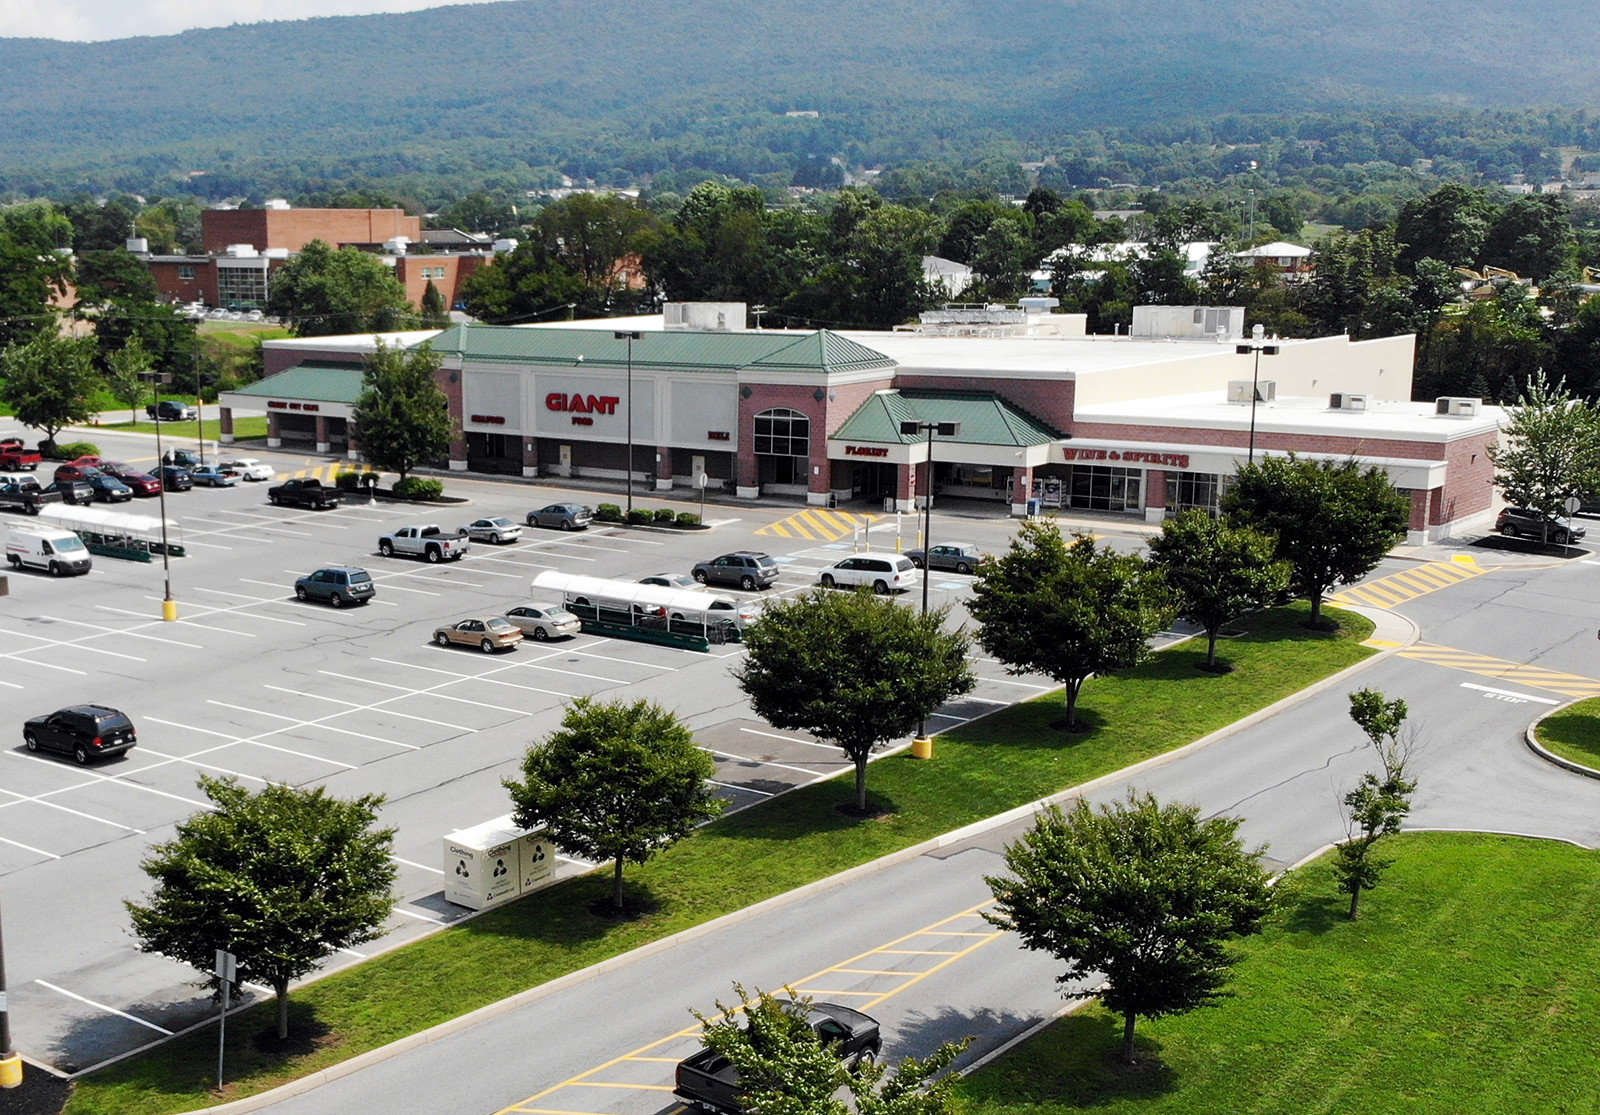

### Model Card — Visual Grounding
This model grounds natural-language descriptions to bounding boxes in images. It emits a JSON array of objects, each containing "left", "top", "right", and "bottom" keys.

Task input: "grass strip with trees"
[
  {"left": 1532, "top": 697, "right": 1600, "bottom": 772},
  {"left": 62, "top": 602, "right": 1373, "bottom": 1115},
  {"left": 954, "top": 832, "right": 1600, "bottom": 1115}
]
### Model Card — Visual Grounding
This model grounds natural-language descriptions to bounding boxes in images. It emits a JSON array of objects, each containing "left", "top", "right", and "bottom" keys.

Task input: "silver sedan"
[
  {"left": 460, "top": 516, "right": 522, "bottom": 544},
  {"left": 503, "top": 604, "right": 582, "bottom": 641}
]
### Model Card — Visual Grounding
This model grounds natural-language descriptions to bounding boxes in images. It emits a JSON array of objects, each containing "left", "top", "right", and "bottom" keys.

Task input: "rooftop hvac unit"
[
  {"left": 1227, "top": 379, "right": 1276, "bottom": 404},
  {"left": 1330, "top": 392, "right": 1368, "bottom": 411},
  {"left": 1435, "top": 396, "right": 1480, "bottom": 416}
]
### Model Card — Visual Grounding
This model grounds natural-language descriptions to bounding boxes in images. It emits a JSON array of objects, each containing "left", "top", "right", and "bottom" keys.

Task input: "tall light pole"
[
  {"left": 0, "top": 889, "right": 18, "bottom": 1089},
  {"left": 614, "top": 331, "right": 641, "bottom": 518},
  {"left": 1235, "top": 323, "right": 1279, "bottom": 465},
  {"left": 147, "top": 373, "right": 178, "bottom": 621},
  {"left": 901, "top": 419, "right": 960, "bottom": 748}
]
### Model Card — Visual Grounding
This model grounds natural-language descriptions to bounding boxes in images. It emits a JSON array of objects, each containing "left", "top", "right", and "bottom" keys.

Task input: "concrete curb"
[
  {"left": 171, "top": 607, "right": 1404, "bottom": 1114},
  {"left": 1524, "top": 701, "right": 1600, "bottom": 781}
]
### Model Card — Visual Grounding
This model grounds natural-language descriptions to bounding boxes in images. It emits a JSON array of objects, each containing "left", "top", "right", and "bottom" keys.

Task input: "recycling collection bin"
[{"left": 442, "top": 815, "right": 556, "bottom": 910}]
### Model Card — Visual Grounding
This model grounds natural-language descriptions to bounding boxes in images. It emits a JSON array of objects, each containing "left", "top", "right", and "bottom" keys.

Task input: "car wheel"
[
  {"left": 331, "top": 592, "right": 347, "bottom": 608},
  {"left": 480, "top": 638, "right": 495, "bottom": 653},
  {"left": 379, "top": 540, "right": 394, "bottom": 557},
  {"left": 852, "top": 1048, "right": 878, "bottom": 1073},
  {"left": 426, "top": 547, "right": 442, "bottom": 563},
  {"left": 559, "top": 519, "right": 573, "bottom": 531},
  {"left": 295, "top": 585, "right": 309, "bottom": 601},
  {"left": 911, "top": 556, "right": 924, "bottom": 568},
  {"left": 490, "top": 533, "right": 502, "bottom": 544},
  {"left": 740, "top": 574, "right": 757, "bottom": 590},
  {"left": 268, "top": 495, "right": 280, "bottom": 506},
  {"left": 820, "top": 573, "right": 836, "bottom": 588},
  {"left": 1500, "top": 524, "right": 1517, "bottom": 537},
  {"left": 873, "top": 579, "right": 890, "bottom": 594},
  {"left": 25, "top": 503, "right": 38, "bottom": 516},
  {"left": 693, "top": 570, "right": 708, "bottom": 584},
  {"left": 73, "top": 743, "right": 89, "bottom": 765},
  {"left": 48, "top": 561, "right": 61, "bottom": 577},
  {"left": 532, "top": 627, "right": 550, "bottom": 641},
  {"left": 6, "top": 554, "right": 18, "bottom": 568},
  {"left": 526, "top": 514, "right": 538, "bottom": 526},
  {"left": 955, "top": 562, "right": 972, "bottom": 574},
  {"left": 24, "top": 732, "right": 38, "bottom": 752}
]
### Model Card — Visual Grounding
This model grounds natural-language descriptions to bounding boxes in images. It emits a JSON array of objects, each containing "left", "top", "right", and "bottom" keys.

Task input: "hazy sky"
[{"left": 0, "top": 0, "right": 478, "bottom": 42}]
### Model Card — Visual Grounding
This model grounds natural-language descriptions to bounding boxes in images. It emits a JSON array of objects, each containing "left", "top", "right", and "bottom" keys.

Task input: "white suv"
[{"left": 818, "top": 553, "right": 920, "bottom": 594}]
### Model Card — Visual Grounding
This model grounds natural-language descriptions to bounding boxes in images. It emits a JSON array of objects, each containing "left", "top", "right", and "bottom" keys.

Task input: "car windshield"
[{"left": 54, "top": 536, "right": 86, "bottom": 552}]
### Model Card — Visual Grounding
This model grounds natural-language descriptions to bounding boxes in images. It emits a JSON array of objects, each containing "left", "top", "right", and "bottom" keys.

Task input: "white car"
[
  {"left": 503, "top": 603, "right": 581, "bottom": 641},
  {"left": 218, "top": 458, "right": 275, "bottom": 482},
  {"left": 819, "top": 552, "right": 920, "bottom": 594},
  {"left": 461, "top": 517, "right": 522, "bottom": 544}
]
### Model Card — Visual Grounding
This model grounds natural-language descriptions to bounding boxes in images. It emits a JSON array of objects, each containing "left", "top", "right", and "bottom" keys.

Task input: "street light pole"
[
  {"left": 0, "top": 889, "right": 19, "bottom": 1089},
  {"left": 614, "top": 331, "right": 642, "bottom": 518},
  {"left": 148, "top": 375, "right": 177, "bottom": 621},
  {"left": 901, "top": 419, "right": 961, "bottom": 748},
  {"left": 1235, "top": 324, "right": 1279, "bottom": 465}
]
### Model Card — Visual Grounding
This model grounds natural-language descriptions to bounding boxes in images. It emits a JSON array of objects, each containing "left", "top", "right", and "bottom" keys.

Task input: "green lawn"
[
  {"left": 84, "top": 416, "right": 269, "bottom": 442},
  {"left": 955, "top": 833, "right": 1600, "bottom": 1115},
  {"left": 63, "top": 603, "right": 1374, "bottom": 1115},
  {"left": 1533, "top": 699, "right": 1600, "bottom": 772}
]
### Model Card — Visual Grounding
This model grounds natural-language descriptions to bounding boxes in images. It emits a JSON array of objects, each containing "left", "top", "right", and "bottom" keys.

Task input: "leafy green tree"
[
  {"left": 1487, "top": 370, "right": 1600, "bottom": 533},
  {"left": 733, "top": 588, "right": 975, "bottom": 813},
  {"left": 985, "top": 791, "right": 1275, "bottom": 1063},
  {"left": 104, "top": 336, "right": 155, "bottom": 423},
  {"left": 433, "top": 191, "right": 521, "bottom": 236},
  {"left": 693, "top": 984, "right": 970, "bottom": 1115},
  {"left": 267, "top": 239, "right": 414, "bottom": 335},
  {"left": 1334, "top": 689, "right": 1416, "bottom": 919},
  {"left": 1296, "top": 227, "right": 1406, "bottom": 338},
  {"left": 419, "top": 280, "right": 450, "bottom": 329},
  {"left": 0, "top": 201, "right": 72, "bottom": 348},
  {"left": 0, "top": 331, "right": 101, "bottom": 446},
  {"left": 351, "top": 340, "right": 452, "bottom": 482},
  {"left": 65, "top": 194, "right": 139, "bottom": 252},
  {"left": 1395, "top": 183, "right": 1497, "bottom": 273},
  {"left": 1146, "top": 510, "right": 1290, "bottom": 670},
  {"left": 505, "top": 696, "right": 722, "bottom": 913},
  {"left": 1482, "top": 194, "right": 1576, "bottom": 281},
  {"left": 967, "top": 521, "right": 1171, "bottom": 730},
  {"left": 74, "top": 249, "right": 198, "bottom": 378},
  {"left": 1222, "top": 454, "right": 1409, "bottom": 627},
  {"left": 125, "top": 776, "right": 397, "bottom": 1040},
  {"left": 1414, "top": 282, "right": 1547, "bottom": 401}
]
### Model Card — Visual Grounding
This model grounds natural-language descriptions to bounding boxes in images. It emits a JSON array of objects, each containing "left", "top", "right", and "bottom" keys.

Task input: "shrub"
[
  {"left": 627, "top": 509, "right": 653, "bottom": 525},
  {"left": 653, "top": 508, "right": 677, "bottom": 523},
  {"left": 335, "top": 470, "right": 379, "bottom": 492},
  {"left": 392, "top": 476, "right": 443, "bottom": 501},
  {"left": 45, "top": 441, "right": 97, "bottom": 460},
  {"left": 594, "top": 503, "right": 623, "bottom": 522},
  {"left": 675, "top": 512, "right": 702, "bottom": 528}
]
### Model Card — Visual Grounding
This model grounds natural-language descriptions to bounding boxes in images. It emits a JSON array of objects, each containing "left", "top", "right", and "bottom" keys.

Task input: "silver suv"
[{"left": 692, "top": 551, "right": 780, "bottom": 590}]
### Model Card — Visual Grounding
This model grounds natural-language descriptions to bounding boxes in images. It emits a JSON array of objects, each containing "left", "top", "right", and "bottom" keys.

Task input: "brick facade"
[{"left": 202, "top": 208, "right": 421, "bottom": 254}]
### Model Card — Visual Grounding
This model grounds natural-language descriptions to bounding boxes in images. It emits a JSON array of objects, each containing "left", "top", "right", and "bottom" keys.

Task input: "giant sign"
[{"left": 546, "top": 393, "right": 620, "bottom": 416}]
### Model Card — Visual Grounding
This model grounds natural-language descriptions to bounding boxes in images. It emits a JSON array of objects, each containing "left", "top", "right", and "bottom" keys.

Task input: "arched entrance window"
[{"left": 753, "top": 407, "right": 810, "bottom": 487}]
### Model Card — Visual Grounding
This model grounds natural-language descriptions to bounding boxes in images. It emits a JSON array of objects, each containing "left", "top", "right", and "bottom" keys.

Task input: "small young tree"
[
  {"left": 0, "top": 331, "right": 101, "bottom": 447},
  {"left": 104, "top": 336, "right": 154, "bottom": 423},
  {"left": 125, "top": 776, "right": 397, "bottom": 1040},
  {"left": 985, "top": 791, "right": 1275, "bottom": 1063},
  {"left": 1487, "top": 370, "right": 1600, "bottom": 538},
  {"left": 1222, "top": 453, "right": 1410, "bottom": 627},
  {"left": 694, "top": 984, "right": 970, "bottom": 1115},
  {"left": 1334, "top": 689, "right": 1417, "bottom": 919},
  {"left": 733, "top": 588, "right": 975, "bottom": 813},
  {"left": 967, "top": 521, "right": 1172, "bottom": 730},
  {"left": 1146, "top": 509, "right": 1290, "bottom": 670},
  {"left": 419, "top": 279, "right": 450, "bottom": 329},
  {"left": 505, "top": 696, "right": 723, "bottom": 913},
  {"left": 351, "top": 339, "right": 453, "bottom": 482}
]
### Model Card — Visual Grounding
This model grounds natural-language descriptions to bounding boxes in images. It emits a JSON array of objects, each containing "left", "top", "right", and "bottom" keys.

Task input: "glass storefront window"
[
  {"left": 1065, "top": 465, "right": 1142, "bottom": 512},
  {"left": 1165, "top": 472, "right": 1221, "bottom": 516},
  {"left": 753, "top": 408, "right": 809, "bottom": 457}
]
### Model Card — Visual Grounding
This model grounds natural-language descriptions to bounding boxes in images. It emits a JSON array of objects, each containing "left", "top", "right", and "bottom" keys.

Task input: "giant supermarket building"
[{"left": 220, "top": 303, "right": 1503, "bottom": 543}]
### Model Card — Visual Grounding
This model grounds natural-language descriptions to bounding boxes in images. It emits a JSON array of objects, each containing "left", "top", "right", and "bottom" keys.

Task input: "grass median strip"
[
  {"left": 64, "top": 602, "right": 1374, "bottom": 1115},
  {"left": 1533, "top": 698, "right": 1600, "bottom": 772},
  {"left": 954, "top": 832, "right": 1600, "bottom": 1115}
]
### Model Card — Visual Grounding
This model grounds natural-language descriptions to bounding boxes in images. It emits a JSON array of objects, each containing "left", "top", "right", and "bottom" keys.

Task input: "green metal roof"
[
  {"left": 420, "top": 324, "right": 895, "bottom": 376},
  {"left": 228, "top": 363, "right": 365, "bottom": 404},
  {"left": 832, "top": 389, "right": 1063, "bottom": 447}
]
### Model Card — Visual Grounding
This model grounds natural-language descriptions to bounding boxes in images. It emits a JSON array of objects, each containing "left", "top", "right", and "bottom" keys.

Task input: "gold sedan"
[{"left": 433, "top": 615, "right": 525, "bottom": 653}]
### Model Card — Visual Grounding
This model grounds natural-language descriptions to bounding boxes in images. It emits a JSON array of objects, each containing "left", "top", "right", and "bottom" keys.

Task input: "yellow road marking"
[
  {"left": 756, "top": 508, "right": 880, "bottom": 544},
  {"left": 1327, "top": 560, "right": 1488, "bottom": 610},
  {"left": 565, "top": 1082, "right": 675, "bottom": 1091},
  {"left": 1397, "top": 643, "right": 1600, "bottom": 696}
]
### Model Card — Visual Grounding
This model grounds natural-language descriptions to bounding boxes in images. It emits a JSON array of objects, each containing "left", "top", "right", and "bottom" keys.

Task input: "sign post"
[
  {"left": 1564, "top": 495, "right": 1582, "bottom": 558},
  {"left": 695, "top": 472, "right": 708, "bottom": 525},
  {"left": 215, "top": 948, "right": 237, "bottom": 1091}
]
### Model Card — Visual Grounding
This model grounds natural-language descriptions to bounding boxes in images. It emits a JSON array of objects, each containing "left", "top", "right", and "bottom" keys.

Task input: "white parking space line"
[
  {"left": 0, "top": 649, "right": 87, "bottom": 675},
  {"left": 0, "top": 779, "right": 146, "bottom": 832},
  {"left": 40, "top": 615, "right": 203, "bottom": 650},
  {"left": 702, "top": 748, "right": 834, "bottom": 778},
  {"left": 393, "top": 856, "right": 445, "bottom": 874},
  {"left": 738, "top": 726, "right": 842, "bottom": 753},
  {"left": 0, "top": 678, "right": 21, "bottom": 689},
  {"left": 34, "top": 981, "right": 173, "bottom": 1035},
  {"left": 263, "top": 685, "right": 466, "bottom": 731},
  {"left": 320, "top": 668, "right": 564, "bottom": 713},
  {"left": 370, "top": 582, "right": 442, "bottom": 596},
  {"left": 545, "top": 647, "right": 680, "bottom": 671},
  {"left": 979, "top": 676, "right": 1054, "bottom": 689},
  {"left": 141, "top": 716, "right": 359, "bottom": 770},
  {"left": 135, "top": 745, "right": 270, "bottom": 784},
  {"left": 8, "top": 752, "right": 216, "bottom": 809},
  {"left": 0, "top": 834, "right": 59, "bottom": 859},
  {"left": 358, "top": 660, "right": 582, "bottom": 702},
  {"left": 393, "top": 906, "right": 449, "bottom": 926},
  {"left": 504, "top": 658, "right": 633, "bottom": 684},
  {"left": 452, "top": 566, "right": 523, "bottom": 580},
  {"left": 710, "top": 779, "right": 773, "bottom": 797},
  {"left": 205, "top": 700, "right": 425, "bottom": 751},
  {"left": 433, "top": 579, "right": 484, "bottom": 588}
]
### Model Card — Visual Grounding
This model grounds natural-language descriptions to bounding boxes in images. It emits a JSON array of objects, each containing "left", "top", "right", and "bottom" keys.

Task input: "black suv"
[
  {"left": 23, "top": 705, "right": 138, "bottom": 764},
  {"left": 1496, "top": 507, "right": 1587, "bottom": 544},
  {"left": 692, "top": 551, "right": 780, "bottom": 590}
]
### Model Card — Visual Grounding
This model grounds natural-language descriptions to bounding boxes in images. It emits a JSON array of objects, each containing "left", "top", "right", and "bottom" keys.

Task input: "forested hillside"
[{"left": 2, "top": 0, "right": 1598, "bottom": 196}]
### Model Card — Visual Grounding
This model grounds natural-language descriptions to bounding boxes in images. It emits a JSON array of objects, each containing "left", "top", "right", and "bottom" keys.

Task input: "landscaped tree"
[
  {"left": 266, "top": 239, "right": 414, "bottom": 336},
  {"left": 1222, "top": 454, "right": 1410, "bottom": 627},
  {"left": 1334, "top": 689, "right": 1417, "bottom": 920},
  {"left": 967, "top": 521, "right": 1172, "bottom": 731},
  {"left": 1146, "top": 509, "right": 1290, "bottom": 671},
  {"left": 1487, "top": 370, "right": 1600, "bottom": 537},
  {"left": 732, "top": 588, "right": 975, "bottom": 813},
  {"left": 419, "top": 279, "right": 450, "bottom": 329},
  {"left": 0, "top": 201, "right": 72, "bottom": 348},
  {"left": 125, "top": 776, "right": 397, "bottom": 1040},
  {"left": 693, "top": 984, "right": 970, "bottom": 1115},
  {"left": 985, "top": 791, "right": 1275, "bottom": 1063},
  {"left": 104, "top": 336, "right": 155, "bottom": 424},
  {"left": 504, "top": 696, "right": 723, "bottom": 914},
  {"left": 0, "top": 331, "right": 101, "bottom": 447},
  {"left": 351, "top": 340, "right": 452, "bottom": 482}
]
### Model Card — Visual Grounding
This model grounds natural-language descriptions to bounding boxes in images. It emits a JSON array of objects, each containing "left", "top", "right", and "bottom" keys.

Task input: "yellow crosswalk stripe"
[
  {"left": 756, "top": 508, "right": 880, "bottom": 543},
  {"left": 1397, "top": 642, "right": 1600, "bottom": 696},
  {"left": 1327, "top": 559, "right": 1485, "bottom": 609}
]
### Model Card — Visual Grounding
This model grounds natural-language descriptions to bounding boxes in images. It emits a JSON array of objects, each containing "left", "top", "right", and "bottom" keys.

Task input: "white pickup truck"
[{"left": 378, "top": 524, "right": 471, "bottom": 563}]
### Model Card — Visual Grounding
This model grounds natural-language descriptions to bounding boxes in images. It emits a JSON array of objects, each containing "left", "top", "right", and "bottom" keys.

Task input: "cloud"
[{"left": 0, "top": 0, "right": 480, "bottom": 42}]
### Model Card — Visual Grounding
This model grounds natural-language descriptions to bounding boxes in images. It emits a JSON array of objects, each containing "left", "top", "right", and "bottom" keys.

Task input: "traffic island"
[{"left": 1527, "top": 698, "right": 1600, "bottom": 779}]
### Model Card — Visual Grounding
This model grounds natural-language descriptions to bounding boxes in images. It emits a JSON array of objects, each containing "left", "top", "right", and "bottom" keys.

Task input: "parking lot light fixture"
[
  {"left": 615, "top": 331, "right": 642, "bottom": 517},
  {"left": 900, "top": 418, "right": 961, "bottom": 745},
  {"left": 146, "top": 374, "right": 178, "bottom": 621},
  {"left": 1235, "top": 323, "right": 1279, "bottom": 465}
]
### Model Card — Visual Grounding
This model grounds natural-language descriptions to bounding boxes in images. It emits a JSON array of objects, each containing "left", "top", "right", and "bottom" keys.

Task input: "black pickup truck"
[
  {"left": 267, "top": 477, "right": 340, "bottom": 510},
  {"left": 673, "top": 1003, "right": 881, "bottom": 1115},
  {"left": 0, "top": 475, "right": 62, "bottom": 515}
]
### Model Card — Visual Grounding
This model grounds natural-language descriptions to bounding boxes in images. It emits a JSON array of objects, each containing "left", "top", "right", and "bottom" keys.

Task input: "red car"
[
  {"left": 97, "top": 461, "right": 162, "bottom": 497},
  {"left": 54, "top": 462, "right": 103, "bottom": 483}
]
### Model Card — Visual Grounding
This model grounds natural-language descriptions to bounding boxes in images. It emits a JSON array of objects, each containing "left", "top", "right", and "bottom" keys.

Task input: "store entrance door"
[{"left": 848, "top": 461, "right": 896, "bottom": 502}]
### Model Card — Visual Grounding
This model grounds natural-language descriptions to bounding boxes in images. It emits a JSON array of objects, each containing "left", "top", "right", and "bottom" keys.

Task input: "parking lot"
[{"left": 0, "top": 432, "right": 1060, "bottom": 1073}]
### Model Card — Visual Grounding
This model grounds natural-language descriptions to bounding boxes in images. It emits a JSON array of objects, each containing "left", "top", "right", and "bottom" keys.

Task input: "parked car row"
[{"left": 44, "top": 455, "right": 276, "bottom": 504}]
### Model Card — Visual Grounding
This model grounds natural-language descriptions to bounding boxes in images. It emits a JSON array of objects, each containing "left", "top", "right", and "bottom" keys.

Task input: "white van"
[
  {"left": 5, "top": 525, "right": 92, "bottom": 576},
  {"left": 819, "top": 552, "right": 920, "bottom": 594}
]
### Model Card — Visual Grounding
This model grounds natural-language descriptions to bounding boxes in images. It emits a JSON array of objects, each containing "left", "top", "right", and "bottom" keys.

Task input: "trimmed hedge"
[
  {"left": 44, "top": 440, "right": 98, "bottom": 460},
  {"left": 653, "top": 508, "right": 676, "bottom": 523},
  {"left": 675, "top": 512, "right": 702, "bottom": 527},
  {"left": 626, "top": 508, "right": 654, "bottom": 524},
  {"left": 392, "top": 476, "right": 444, "bottom": 500},
  {"left": 334, "top": 470, "right": 379, "bottom": 492},
  {"left": 594, "top": 503, "right": 623, "bottom": 522}
]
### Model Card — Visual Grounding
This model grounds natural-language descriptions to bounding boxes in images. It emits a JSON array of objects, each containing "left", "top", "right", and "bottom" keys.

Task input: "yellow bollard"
[
  {"left": 911, "top": 736, "right": 934, "bottom": 760},
  {"left": 162, "top": 598, "right": 179, "bottom": 622},
  {"left": 0, "top": 1052, "right": 22, "bottom": 1088}
]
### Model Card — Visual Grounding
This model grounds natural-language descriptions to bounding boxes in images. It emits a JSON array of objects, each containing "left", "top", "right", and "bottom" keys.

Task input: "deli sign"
[
  {"left": 1062, "top": 447, "right": 1189, "bottom": 468},
  {"left": 546, "top": 392, "right": 620, "bottom": 428}
]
